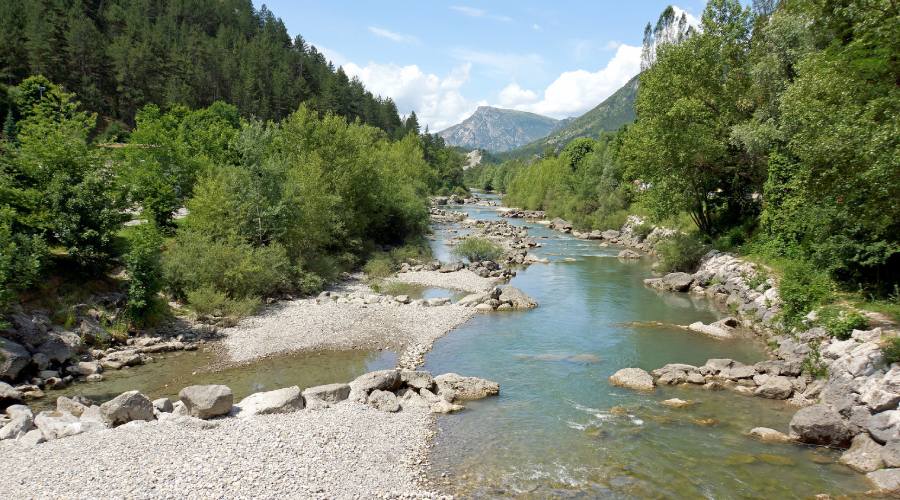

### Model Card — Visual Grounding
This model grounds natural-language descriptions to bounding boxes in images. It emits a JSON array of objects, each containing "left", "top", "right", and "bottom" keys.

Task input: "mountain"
[
  {"left": 498, "top": 75, "right": 640, "bottom": 160},
  {"left": 438, "top": 107, "right": 562, "bottom": 152}
]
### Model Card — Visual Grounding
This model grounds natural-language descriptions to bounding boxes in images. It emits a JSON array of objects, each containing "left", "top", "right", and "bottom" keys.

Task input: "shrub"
[
  {"left": 656, "top": 233, "right": 707, "bottom": 273},
  {"left": 186, "top": 286, "right": 259, "bottom": 318},
  {"left": 779, "top": 259, "right": 834, "bottom": 326},
  {"left": 452, "top": 237, "right": 503, "bottom": 263},
  {"left": 363, "top": 253, "right": 395, "bottom": 280},
  {"left": 883, "top": 337, "right": 900, "bottom": 365},
  {"left": 818, "top": 306, "right": 869, "bottom": 340},
  {"left": 632, "top": 222, "right": 654, "bottom": 241},
  {"left": 801, "top": 341, "right": 828, "bottom": 379},
  {"left": 124, "top": 223, "right": 163, "bottom": 323},
  {"left": 452, "top": 185, "right": 469, "bottom": 198}
]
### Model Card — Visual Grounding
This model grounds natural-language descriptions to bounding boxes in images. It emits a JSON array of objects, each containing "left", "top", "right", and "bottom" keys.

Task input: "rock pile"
[
  {"left": 456, "top": 286, "right": 538, "bottom": 312},
  {"left": 500, "top": 209, "right": 545, "bottom": 219}
]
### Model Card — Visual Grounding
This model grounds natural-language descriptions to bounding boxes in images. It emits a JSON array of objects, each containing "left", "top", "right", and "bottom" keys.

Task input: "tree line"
[{"left": 468, "top": 0, "right": 898, "bottom": 308}]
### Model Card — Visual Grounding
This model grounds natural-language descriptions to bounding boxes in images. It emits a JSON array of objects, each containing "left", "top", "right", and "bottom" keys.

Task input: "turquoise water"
[{"left": 424, "top": 195, "right": 867, "bottom": 498}]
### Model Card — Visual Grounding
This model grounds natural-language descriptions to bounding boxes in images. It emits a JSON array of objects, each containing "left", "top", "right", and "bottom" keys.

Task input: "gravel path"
[
  {"left": 0, "top": 404, "right": 439, "bottom": 499},
  {"left": 388, "top": 269, "right": 497, "bottom": 293},
  {"left": 222, "top": 295, "right": 475, "bottom": 368}
]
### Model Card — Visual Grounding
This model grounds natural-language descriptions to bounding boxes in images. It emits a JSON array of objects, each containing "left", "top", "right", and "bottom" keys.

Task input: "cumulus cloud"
[
  {"left": 367, "top": 26, "right": 418, "bottom": 44},
  {"left": 672, "top": 5, "right": 701, "bottom": 28},
  {"left": 506, "top": 44, "right": 641, "bottom": 118},
  {"left": 498, "top": 83, "right": 538, "bottom": 108},
  {"left": 343, "top": 61, "right": 483, "bottom": 131}
]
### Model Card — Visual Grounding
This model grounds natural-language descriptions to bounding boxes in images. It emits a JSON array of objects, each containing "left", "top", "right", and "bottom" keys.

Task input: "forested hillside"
[
  {"left": 468, "top": 0, "right": 899, "bottom": 318},
  {"left": 0, "top": 0, "right": 406, "bottom": 135}
]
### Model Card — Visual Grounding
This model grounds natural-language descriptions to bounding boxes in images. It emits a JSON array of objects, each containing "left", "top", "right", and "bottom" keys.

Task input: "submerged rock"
[
  {"left": 434, "top": 373, "right": 500, "bottom": 401},
  {"left": 498, "top": 286, "right": 537, "bottom": 310},
  {"left": 660, "top": 398, "right": 692, "bottom": 408},
  {"left": 748, "top": 427, "right": 793, "bottom": 443},
  {"left": 609, "top": 368, "right": 655, "bottom": 391}
]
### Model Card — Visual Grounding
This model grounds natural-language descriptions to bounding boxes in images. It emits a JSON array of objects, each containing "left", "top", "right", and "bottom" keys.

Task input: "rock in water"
[
  {"left": 367, "top": 390, "right": 400, "bottom": 412},
  {"left": 755, "top": 376, "right": 794, "bottom": 400},
  {"left": 866, "top": 468, "right": 900, "bottom": 494},
  {"left": 789, "top": 404, "right": 852, "bottom": 446},
  {"left": 660, "top": 398, "right": 692, "bottom": 408},
  {"left": 609, "top": 368, "right": 655, "bottom": 391},
  {"left": 100, "top": 390, "right": 155, "bottom": 426},
  {"left": 400, "top": 370, "right": 435, "bottom": 391},
  {"left": 179, "top": 385, "right": 233, "bottom": 419},
  {"left": 498, "top": 287, "right": 537, "bottom": 310},
  {"left": 617, "top": 249, "right": 641, "bottom": 259},
  {"left": 0, "top": 338, "right": 30, "bottom": 381},
  {"left": 748, "top": 427, "right": 793, "bottom": 443},
  {"left": 234, "top": 386, "right": 304, "bottom": 417},
  {"left": 434, "top": 373, "right": 500, "bottom": 401},
  {"left": 840, "top": 433, "right": 886, "bottom": 472}
]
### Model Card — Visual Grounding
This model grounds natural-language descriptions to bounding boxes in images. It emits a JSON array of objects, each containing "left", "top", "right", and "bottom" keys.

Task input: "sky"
[{"left": 252, "top": 1, "right": 706, "bottom": 131}]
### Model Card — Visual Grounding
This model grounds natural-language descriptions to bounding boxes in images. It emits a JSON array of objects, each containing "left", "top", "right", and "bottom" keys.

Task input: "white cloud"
[
  {"left": 450, "top": 48, "right": 543, "bottom": 78},
  {"left": 367, "top": 26, "right": 418, "bottom": 44},
  {"left": 315, "top": 45, "right": 347, "bottom": 67},
  {"left": 506, "top": 44, "right": 641, "bottom": 118},
  {"left": 498, "top": 83, "right": 538, "bottom": 108},
  {"left": 604, "top": 40, "right": 622, "bottom": 51},
  {"left": 672, "top": 5, "right": 701, "bottom": 29},
  {"left": 450, "top": 5, "right": 512, "bottom": 22},
  {"left": 343, "top": 61, "right": 483, "bottom": 131}
]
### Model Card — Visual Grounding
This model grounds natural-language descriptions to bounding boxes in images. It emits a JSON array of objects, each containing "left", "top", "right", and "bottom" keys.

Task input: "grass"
[{"left": 451, "top": 237, "right": 504, "bottom": 263}]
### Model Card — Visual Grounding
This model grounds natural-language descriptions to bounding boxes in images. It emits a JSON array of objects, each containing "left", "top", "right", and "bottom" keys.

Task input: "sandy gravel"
[
  {"left": 222, "top": 296, "right": 475, "bottom": 368},
  {"left": 388, "top": 269, "right": 497, "bottom": 293},
  {"left": 0, "top": 403, "right": 439, "bottom": 499}
]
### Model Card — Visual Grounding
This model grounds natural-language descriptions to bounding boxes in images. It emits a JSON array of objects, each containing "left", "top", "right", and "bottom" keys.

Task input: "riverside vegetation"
[{"left": 466, "top": 0, "right": 899, "bottom": 328}]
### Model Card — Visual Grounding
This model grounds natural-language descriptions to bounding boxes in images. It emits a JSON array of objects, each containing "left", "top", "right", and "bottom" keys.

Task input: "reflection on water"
[{"left": 425, "top": 195, "right": 868, "bottom": 497}]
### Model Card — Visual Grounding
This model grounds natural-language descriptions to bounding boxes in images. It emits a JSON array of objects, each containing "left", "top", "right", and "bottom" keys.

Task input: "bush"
[
  {"left": 818, "top": 306, "right": 869, "bottom": 340},
  {"left": 632, "top": 222, "right": 653, "bottom": 241},
  {"left": 801, "top": 341, "right": 828, "bottom": 379},
  {"left": 657, "top": 233, "right": 707, "bottom": 273},
  {"left": 186, "top": 286, "right": 258, "bottom": 318},
  {"left": 452, "top": 237, "right": 503, "bottom": 263},
  {"left": 883, "top": 337, "right": 900, "bottom": 365},
  {"left": 452, "top": 185, "right": 469, "bottom": 198},
  {"left": 363, "top": 253, "right": 395, "bottom": 280},
  {"left": 779, "top": 259, "right": 834, "bottom": 326},
  {"left": 124, "top": 223, "right": 163, "bottom": 323}
]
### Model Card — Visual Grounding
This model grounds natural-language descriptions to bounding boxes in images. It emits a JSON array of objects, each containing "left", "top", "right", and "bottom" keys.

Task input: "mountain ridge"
[{"left": 438, "top": 106, "right": 563, "bottom": 152}]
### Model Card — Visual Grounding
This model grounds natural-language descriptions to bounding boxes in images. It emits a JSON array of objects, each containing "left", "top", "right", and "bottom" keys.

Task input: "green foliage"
[
  {"left": 656, "top": 233, "right": 708, "bottom": 273},
  {"left": 817, "top": 306, "right": 869, "bottom": 341},
  {"left": 801, "top": 341, "right": 828, "bottom": 379},
  {"left": 632, "top": 222, "right": 654, "bottom": 241},
  {"left": 778, "top": 259, "right": 834, "bottom": 326},
  {"left": 363, "top": 254, "right": 395, "bottom": 280},
  {"left": 0, "top": 207, "right": 47, "bottom": 313},
  {"left": 883, "top": 337, "right": 900, "bottom": 365},
  {"left": 124, "top": 223, "right": 163, "bottom": 323},
  {"left": 185, "top": 286, "right": 259, "bottom": 319},
  {"left": 452, "top": 237, "right": 503, "bottom": 263}
]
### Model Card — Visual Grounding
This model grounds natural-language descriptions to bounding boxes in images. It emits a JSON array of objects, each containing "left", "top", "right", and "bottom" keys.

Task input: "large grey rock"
[
  {"left": 302, "top": 383, "right": 351, "bottom": 409},
  {"left": 866, "top": 468, "right": 900, "bottom": 494},
  {"left": 755, "top": 376, "right": 794, "bottom": 400},
  {"left": 56, "top": 396, "right": 88, "bottom": 417},
  {"left": 153, "top": 398, "right": 173, "bottom": 413},
  {"left": 859, "top": 376, "right": 900, "bottom": 413},
  {"left": 33, "top": 410, "right": 84, "bottom": 440},
  {"left": 789, "top": 404, "right": 852, "bottom": 446},
  {"left": 0, "top": 338, "right": 30, "bottom": 381},
  {"left": 663, "top": 272, "right": 694, "bottom": 292},
  {"left": 434, "top": 373, "right": 500, "bottom": 401},
  {"left": 748, "top": 427, "right": 793, "bottom": 443},
  {"left": 617, "top": 249, "right": 641, "bottom": 259},
  {"left": 882, "top": 441, "right": 900, "bottom": 468},
  {"left": 0, "top": 381, "right": 23, "bottom": 409},
  {"left": 609, "top": 368, "right": 655, "bottom": 391},
  {"left": 367, "top": 390, "right": 400, "bottom": 412},
  {"left": 18, "top": 429, "right": 45, "bottom": 447},
  {"left": 400, "top": 370, "right": 435, "bottom": 390},
  {"left": 100, "top": 390, "right": 155, "bottom": 426},
  {"left": 349, "top": 370, "right": 401, "bottom": 401},
  {"left": 498, "top": 287, "right": 537, "bottom": 309},
  {"left": 868, "top": 410, "right": 900, "bottom": 444},
  {"left": 840, "top": 433, "right": 886, "bottom": 472},
  {"left": 5, "top": 404, "right": 32, "bottom": 420},
  {"left": 234, "top": 386, "right": 304, "bottom": 418},
  {"left": 67, "top": 361, "right": 102, "bottom": 377},
  {"left": 179, "top": 385, "right": 233, "bottom": 419},
  {"left": 35, "top": 331, "right": 81, "bottom": 364},
  {"left": 718, "top": 363, "right": 757, "bottom": 380},
  {"left": 0, "top": 414, "right": 33, "bottom": 440}
]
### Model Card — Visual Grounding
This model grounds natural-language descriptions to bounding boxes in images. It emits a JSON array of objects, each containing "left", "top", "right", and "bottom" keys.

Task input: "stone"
[
  {"left": 56, "top": 396, "right": 88, "bottom": 417},
  {"left": 789, "top": 404, "right": 852, "bottom": 447},
  {"left": 687, "top": 321, "right": 734, "bottom": 339},
  {"left": 719, "top": 363, "right": 757, "bottom": 380},
  {"left": 663, "top": 272, "right": 694, "bottom": 292},
  {"left": 601, "top": 229, "right": 620, "bottom": 240},
  {"left": 348, "top": 370, "right": 401, "bottom": 402},
  {"left": 498, "top": 286, "right": 537, "bottom": 309},
  {"left": 18, "top": 429, "right": 45, "bottom": 447},
  {"left": 748, "top": 427, "right": 793, "bottom": 443},
  {"left": 457, "top": 293, "right": 486, "bottom": 306},
  {"left": 0, "top": 414, "right": 33, "bottom": 440},
  {"left": 474, "top": 303, "right": 494, "bottom": 312},
  {"left": 5, "top": 404, "right": 32, "bottom": 420},
  {"left": 755, "top": 376, "right": 794, "bottom": 400},
  {"left": 400, "top": 370, "right": 435, "bottom": 390},
  {"left": 882, "top": 441, "right": 900, "bottom": 468},
  {"left": 367, "top": 390, "right": 400, "bottom": 412},
  {"left": 429, "top": 398, "right": 464, "bottom": 414},
  {"left": 617, "top": 249, "right": 641, "bottom": 259},
  {"left": 840, "top": 433, "right": 886, "bottom": 472},
  {"left": 868, "top": 410, "right": 900, "bottom": 444},
  {"left": 100, "top": 390, "right": 155, "bottom": 426},
  {"left": 660, "top": 398, "right": 692, "bottom": 408},
  {"left": 609, "top": 368, "right": 655, "bottom": 392},
  {"left": 302, "top": 383, "right": 351, "bottom": 409},
  {"left": 0, "top": 381, "right": 23, "bottom": 410},
  {"left": 33, "top": 410, "right": 84, "bottom": 440},
  {"left": 866, "top": 468, "right": 900, "bottom": 494},
  {"left": 153, "top": 398, "right": 173, "bottom": 413},
  {"left": 67, "top": 361, "right": 102, "bottom": 377},
  {"left": 171, "top": 400, "right": 189, "bottom": 417},
  {"left": 701, "top": 358, "right": 734, "bottom": 375},
  {"left": 178, "top": 385, "right": 233, "bottom": 419},
  {"left": 0, "top": 338, "right": 30, "bottom": 381},
  {"left": 859, "top": 377, "right": 900, "bottom": 413},
  {"left": 234, "top": 386, "right": 304, "bottom": 417},
  {"left": 434, "top": 373, "right": 500, "bottom": 401},
  {"left": 394, "top": 294, "right": 411, "bottom": 304},
  {"left": 686, "top": 372, "right": 706, "bottom": 384},
  {"left": 35, "top": 331, "right": 81, "bottom": 364}
]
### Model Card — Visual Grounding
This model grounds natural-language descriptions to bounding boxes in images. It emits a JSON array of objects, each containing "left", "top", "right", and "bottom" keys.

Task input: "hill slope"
[
  {"left": 499, "top": 75, "right": 639, "bottom": 160},
  {"left": 438, "top": 106, "right": 561, "bottom": 152}
]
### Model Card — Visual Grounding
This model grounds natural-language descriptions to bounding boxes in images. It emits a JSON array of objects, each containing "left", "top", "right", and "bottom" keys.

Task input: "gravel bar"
[{"left": 388, "top": 269, "right": 497, "bottom": 293}]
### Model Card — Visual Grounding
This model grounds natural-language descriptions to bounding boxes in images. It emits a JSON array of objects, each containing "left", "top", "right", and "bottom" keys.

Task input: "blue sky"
[{"left": 252, "top": 1, "right": 707, "bottom": 130}]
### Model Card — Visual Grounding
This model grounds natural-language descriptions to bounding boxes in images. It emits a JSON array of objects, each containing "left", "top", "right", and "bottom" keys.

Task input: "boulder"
[
  {"left": 33, "top": 410, "right": 84, "bottom": 440},
  {"left": 840, "top": 433, "right": 886, "bottom": 473},
  {"left": 660, "top": 398, "right": 692, "bottom": 408},
  {"left": 100, "top": 390, "right": 155, "bottom": 426},
  {"left": 866, "top": 468, "right": 900, "bottom": 494},
  {"left": 549, "top": 218, "right": 573, "bottom": 232},
  {"left": 663, "top": 272, "right": 694, "bottom": 292},
  {"left": 56, "top": 396, "right": 88, "bottom": 417},
  {"left": 859, "top": 377, "right": 900, "bottom": 413},
  {"left": 400, "top": 370, "right": 435, "bottom": 390},
  {"left": 0, "top": 414, "right": 33, "bottom": 440},
  {"left": 457, "top": 293, "right": 487, "bottom": 307},
  {"left": 234, "top": 386, "right": 304, "bottom": 417},
  {"left": 18, "top": 429, "right": 45, "bottom": 447},
  {"left": 67, "top": 361, "right": 102, "bottom": 377},
  {"left": 617, "top": 249, "right": 641, "bottom": 259},
  {"left": 882, "top": 441, "right": 900, "bottom": 468},
  {"left": 434, "top": 373, "right": 500, "bottom": 401},
  {"left": 5, "top": 404, "right": 32, "bottom": 420},
  {"left": 755, "top": 376, "right": 794, "bottom": 400},
  {"left": 35, "top": 331, "right": 81, "bottom": 364},
  {"left": 609, "top": 368, "right": 655, "bottom": 391},
  {"left": 349, "top": 370, "right": 401, "bottom": 401},
  {"left": 688, "top": 321, "right": 734, "bottom": 339},
  {"left": 719, "top": 363, "right": 757, "bottom": 380},
  {"left": 179, "top": 385, "right": 233, "bottom": 419},
  {"left": 0, "top": 381, "right": 23, "bottom": 410},
  {"left": 868, "top": 410, "right": 900, "bottom": 444},
  {"left": 789, "top": 404, "right": 852, "bottom": 446},
  {"left": 367, "top": 390, "right": 400, "bottom": 412},
  {"left": 748, "top": 427, "right": 793, "bottom": 443},
  {"left": 498, "top": 287, "right": 537, "bottom": 310},
  {"left": 601, "top": 230, "right": 620, "bottom": 240},
  {"left": 153, "top": 398, "right": 174, "bottom": 413},
  {"left": 302, "top": 383, "right": 351, "bottom": 409},
  {"left": 0, "top": 338, "right": 30, "bottom": 381}
]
